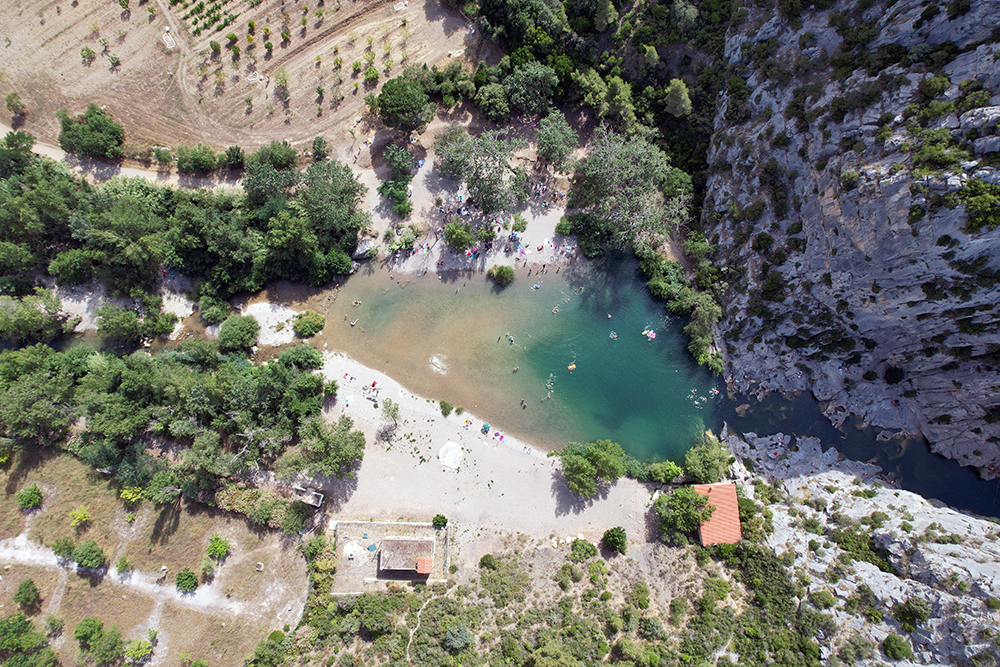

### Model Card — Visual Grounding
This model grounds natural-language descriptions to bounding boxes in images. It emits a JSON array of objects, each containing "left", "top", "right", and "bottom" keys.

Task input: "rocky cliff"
[
  {"left": 724, "top": 427, "right": 1000, "bottom": 665},
  {"left": 702, "top": 0, "right": 1000, "bottom": 476}
]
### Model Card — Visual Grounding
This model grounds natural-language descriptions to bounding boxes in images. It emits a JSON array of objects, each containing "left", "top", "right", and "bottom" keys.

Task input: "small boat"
[
  {"left": 567, "top": 363, "right": 576, "bottom": 371},
  {"left": 552, "top": 307, "right": 559, "bottom": 314},
  {"left": 610, "top": 331, "right": 617, "bottom": 339},
  {"left": 350, "top": 320, "right": 357, "bottom": 327}
]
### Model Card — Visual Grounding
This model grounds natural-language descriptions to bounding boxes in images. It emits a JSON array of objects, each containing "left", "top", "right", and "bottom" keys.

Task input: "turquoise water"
[
  {"left": 315, "top": 257, "right": 1000, "bottom": 517},
  {"left": 317, "top": 256, "right": 718, "bottom": 459}
]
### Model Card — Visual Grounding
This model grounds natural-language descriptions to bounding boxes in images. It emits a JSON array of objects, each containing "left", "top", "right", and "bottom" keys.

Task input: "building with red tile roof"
[{"left": 693, "top": 483, "right": 742, "bottom": 546}]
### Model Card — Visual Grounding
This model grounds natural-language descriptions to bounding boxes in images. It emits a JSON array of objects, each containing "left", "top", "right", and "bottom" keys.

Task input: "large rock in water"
[{"left": 704, "top": 0, "right": 1000, "bottom": 477}]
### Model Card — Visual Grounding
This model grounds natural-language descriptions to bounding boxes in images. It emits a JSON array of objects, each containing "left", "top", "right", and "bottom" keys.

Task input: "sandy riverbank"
[{"left": 314, "top": 350, "right": 656, "bottom": 564}]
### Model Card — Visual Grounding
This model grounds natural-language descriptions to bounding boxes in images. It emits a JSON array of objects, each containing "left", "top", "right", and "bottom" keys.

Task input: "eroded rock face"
[
  {"left": 704, "top": 0, "right": 1000, "bottom": 477},
  {"left": 725, "top": 428, "right": 1000, "bottom": 665}
]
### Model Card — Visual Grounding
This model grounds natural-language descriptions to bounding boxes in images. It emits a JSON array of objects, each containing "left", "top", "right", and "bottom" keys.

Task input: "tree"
[
  {"left": 71, "top": 541, "right": 106, "bottom": 569},
  {"left": 569, "top": 538, "right": 597, "bottom": 562},
  {"left": 300, "top": 414, "right": 366, "bottom": 478},
  {"left": 442, "top": 219, "right": 475, "bottom": 251},
  {"left": 15, "top": 484, "right": 42, "bottom": 509},
  {"left": 175, "top": 143, "right": 218, "bottom": 174},
  {"left": 684, "top": 432, "right": 730, "bottom": 484},
  {"left": 503, "top": 62, "right": 559, "bottom": 115},
  {"left": 536, "top": 111, "right": 577, "bottom": 172},
  {"left": 0, "top": 129, "right": 36, "bottom": 177},
  {"left": 56, "top": 104, "right": 125, "bottom": 160},
  {"left": 581, "top": 126, "right": 692, "bottom": 248},
  {"left": 218, "top": 314, "right": 260, "bottom": 351},
  {"left": 73, "top": 618, "right": 104, "bottom": 647},
  {"left": 432, "top": 514, "right": 448, "bottom": 528},
  {"left": 0, "top": 289, "right": 67, "bottom": 345},
  {"left": 175, "top": 567, "right": 199, "bottom": 592},
  {"left": 5, "top": 92, "right": 26, "bottom": 117},
  {"left": 882, "top": 635, "right": 913, "bottom": 661},
  {"left": 603, "top": 526, "right": 627, "bottom": 554},
  {"left": 595, "top": 0, "right": 618, "bottom": 31},
  {"left": 312, "top": 136, "right": 328, "bottom": 161},
  {"left": 51, "top": 537, "right": 74, "bottom": 559},
  {"left": 556, "top": 440, "right": 627, "bottom": 497},
  {"left": 371, "top": 76, "right": 434, "bottom": 133},
  {"left": 435, "top": 126, "right": 527, "bottom": 213},
  {"left": 247, "top": 140, "right": 297, "bottom": 170},
  {"left": 443, "top": 624, "right": 472, "bottom": 652},
  {"left": 381, "top": 398, "right": 400, "bottom": 425},
  {"left": 69, "top": 506, "right": 92, "bottom": 527},
  {"left": 13, "top": 580, "right": 39, "bottom": 609},
  {"left": 474, "top": 83, "right": 510, "bottom": 122},
  {"left": 663, "top": 78, "right": 692, "bottom": 117},
  {"left": 654, "top": 487, "right": 715, "bottom": 543},
  {"left": 95, "top": 303, "right": 143, "bottom": 344},
  {"left": 383, "top": 144, "right": 412, "bottom": 178}
]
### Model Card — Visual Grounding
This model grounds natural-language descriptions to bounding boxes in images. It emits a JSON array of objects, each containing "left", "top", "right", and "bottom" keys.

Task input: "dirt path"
[{"left": 0, "top": 532, "right": 263, "bottom": 621}]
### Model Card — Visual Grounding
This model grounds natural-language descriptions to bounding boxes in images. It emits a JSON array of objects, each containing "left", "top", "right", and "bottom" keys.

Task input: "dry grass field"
[
  {"left": 0, "top": 0, "right": 500, "bottom": 155},
  {"left": 0, "top": 450, "right": 308, "bottom": 667}
]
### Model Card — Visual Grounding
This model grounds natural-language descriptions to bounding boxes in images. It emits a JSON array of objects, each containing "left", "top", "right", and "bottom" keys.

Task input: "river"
[{"left": 272, "top": 255, "right": 1000, "bottom": 518}]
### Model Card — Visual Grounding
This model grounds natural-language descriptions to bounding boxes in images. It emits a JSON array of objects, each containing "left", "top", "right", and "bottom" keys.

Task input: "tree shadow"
[
  {"left": 643, "top": 501, "right": 664, "bottom": 543},
  {"left": 550, "top": 470, "right": 613, "bottom": 517},
  {"left": 315, "top": 473, "right": 359, "bottom": 513},
  {"left": 149, "top": 501, "right": 182, "bottom": 544},
  {"left": 3, "top": 447, "right": 61, "bottom": 497},
  {"left": 422, "top": 0, "right": 471, "bottom": 37}
]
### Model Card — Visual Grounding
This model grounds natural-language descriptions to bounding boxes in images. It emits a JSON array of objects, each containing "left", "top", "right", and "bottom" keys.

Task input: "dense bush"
[
  {"left": 175, "top": 567, "right": 199, "bottom": 592},
  {"left": 56, "top": 105, "right": 125, "bottom": 159},
  {"left": 15, "top": 484, "right": 42, "bottom": 509},
  {"left": 602, "top": 526, "right": 627, "bottom": 554},
  {"left": 175, "top": 143, "right": 218, "bottom": 174},
  {"left": 293, "top": 310, "right": 325, "bottom": 337},
  {"left": 556, "top": 440, "right": 627, "bottom": 497},
  {"left": 71, "top": 541, "right": 106, "bottom": 569},
  {"left": 882, "top": 634, "right": 913, "bottom": 660},
  {"left": 218, "top": 314, "right": 260, "bottom": 351},
  {"left": 13, "top": 580, "right": 39, "bottom": 608},
  {"left": 487, "top": 265, "right": 515, "bottom": 287}
]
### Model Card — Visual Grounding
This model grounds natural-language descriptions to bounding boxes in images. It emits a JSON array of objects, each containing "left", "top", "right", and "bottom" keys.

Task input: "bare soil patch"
[
  {"left": 56, "top": 576, "right": 157, "bottom": 664},
  {"left": 0, "top": 0, "right": 502, "bottom": 156}
]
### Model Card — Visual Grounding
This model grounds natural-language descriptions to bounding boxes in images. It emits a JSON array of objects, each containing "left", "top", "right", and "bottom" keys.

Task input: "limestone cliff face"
[
  {"left": 703, "top": 0, "right": 1000, "bottom": 476},
  {"left": 724, "top": 429, "right": 1000, "bottom": 665}
]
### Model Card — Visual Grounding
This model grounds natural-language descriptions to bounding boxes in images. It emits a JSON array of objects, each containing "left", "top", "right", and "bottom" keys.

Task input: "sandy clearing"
[
  {"left": 237, "top": 301, "right": 299, "bottom": 347},
  {"left": 314, "top": 351, "right": 658, "bottom": 566}
]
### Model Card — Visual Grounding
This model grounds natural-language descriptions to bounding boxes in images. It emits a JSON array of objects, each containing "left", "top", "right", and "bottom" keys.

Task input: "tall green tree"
[
  {"left": 654, "top": 487, "right": 715, "bottom": 544},
  {"left": 503, "top": 62, "right": 559, "bottom": 115},
  {"left": 370, "top": 76, "right": 436, "bottom": 134},
  {"left": 556, "top": 440, "right": 627, "bottom": 497},
  {"left": 536, "top": 111, "right": 577, "bottom": 172},
  {"left": 56, "top": 105, "right": 125, "bottom": 160},
  {"left": 300, "top": 414, "right": 366, "bottom": 478},
  {"left": 664, "top": 78, "right": 693, "bottom": 117},
  {"left": 581, "top": 126, "right": 691, "bottom": 248},
  {"left": 434, "top": 126, "right": 527, "bottom": 213}
]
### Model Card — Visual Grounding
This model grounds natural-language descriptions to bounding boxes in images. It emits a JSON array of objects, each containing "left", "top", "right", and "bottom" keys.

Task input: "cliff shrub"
[
  {"left": 882, "top": 634, "right": 913, "bottom": 660},
  {"left": 960, "top": 179, "right": 1000, "bottom": 232}
]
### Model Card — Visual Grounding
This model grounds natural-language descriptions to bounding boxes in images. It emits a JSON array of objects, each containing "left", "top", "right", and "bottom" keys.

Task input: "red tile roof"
[
  {"left": 693, "top": 483, "right": 742, "bottom": 546},
  {"left": 416, "top": 558, "right": 433, "bottom": 575}
]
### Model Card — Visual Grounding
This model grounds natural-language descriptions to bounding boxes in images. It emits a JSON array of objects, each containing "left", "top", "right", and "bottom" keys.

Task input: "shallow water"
[
  {"left": 306, "top": 256, "right": 719, "bottom": 457},
  {"left": 299, "top": 256, "right": 1000, "bottom": 518}
]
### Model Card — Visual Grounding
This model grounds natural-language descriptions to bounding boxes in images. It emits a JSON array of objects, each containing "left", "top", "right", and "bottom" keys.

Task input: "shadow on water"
[{"left": 719, "top": 390, "right": 1000, "bottom": 518}]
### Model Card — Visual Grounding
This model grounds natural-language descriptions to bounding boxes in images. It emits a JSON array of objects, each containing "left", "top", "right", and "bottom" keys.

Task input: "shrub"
[
  {"left": 569, "top": 538, "right": 597, "bottom": 562},
  {"left": 293, "top": 310, "right": 325, "bottom": 337},
  {"left": 555, "top": 217, "right": 573, "bottom": 235},
  {"left": 16, "top": 484, "right": 42, "bottom": 509},
  {"left": 175, "top": 567, "right": 199, "bottom": 592},
  {"left": 840, "top": 169, "right": 860, "bottom": 190},
  {"left": 69, "top": 506, "right": 92, "bottom": 527},
  {"left": 809, "top": 589, "right": 836, "bottom": 609},
  {"left": 218, "top": 314, "right": 260, "bottom": 351},
  {"left": 207, "top": 534, "right": 231, "bottom": 560},
  {"left": 684, "top": 432, "right": 730, "bottom": 484},
  {"left": 882, "top": 634, "right": 913, "bottom": 660},
  {"left": 72, "top": 541, "right": 106, "bottom": 569},
  {"left": 175, "top": 143, "right": 218, "bottom": 174},
  {"left": 602, "top": 527, "right": 627, "bottom": 554},
  {"left": 56, "top": 104, "right": 125, "bottom": 160},
  {"left": 439, "top": 401, "right": 454, "bottom": 416},
  {"left": 893, "top": 597, "right": 931, "bottom": 631},
  {"left": 432, "top": 514, "right": 448, "bottom": 528},
  {"left": 364, "top": 66, "right": 379, "bottom": 82},
  {"left": 14, "top": 579, "right": 40, "bottom": 608},
  {"left": 52, "top": 537, "right": 74, "bottom": 558},
  {"left": 487, "top": 265, "right": 515, "bottom": 287},
  {"left": 45, "top": 615, "right": 64, "bottom": 636}
]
